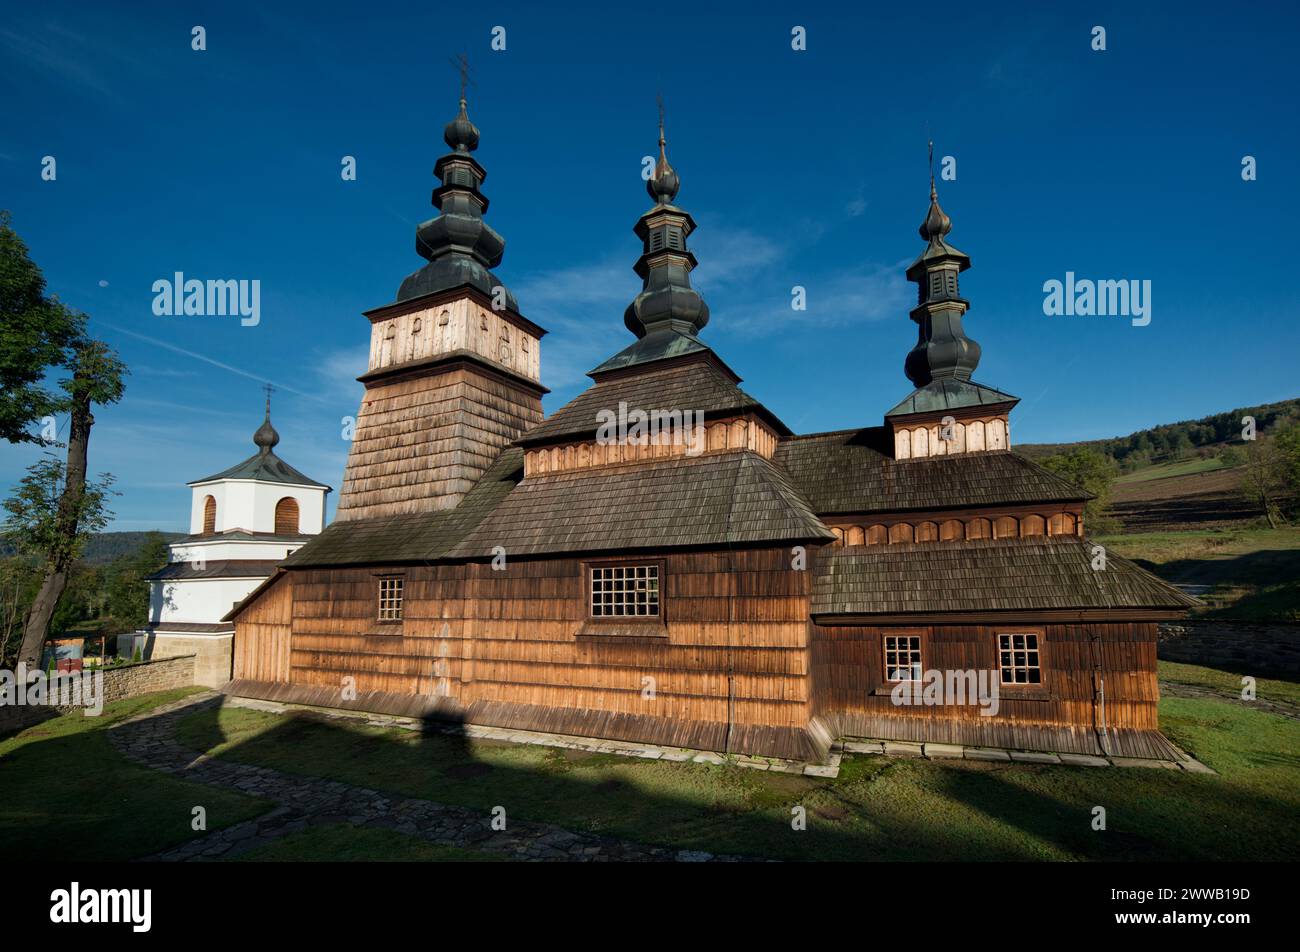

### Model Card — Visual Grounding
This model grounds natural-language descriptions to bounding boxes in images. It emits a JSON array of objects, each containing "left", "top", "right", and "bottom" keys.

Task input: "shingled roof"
[
  {"left": 280, "top": 448, "right": 524, "bottom": 567},
  {"left": 812, "top": 536, "right": 1198, "bottom": 617},
  {"left": 517, "top": 358, "right": 789, "bottom": 447},
  {"left": 148, "top": 560, "right": 283, "bottom": 581},
  {"left": 774, "top": 429, "right": 1089, "bottom": 515},
  {"left": 450, "top": 451, "right": 833, "bottom": 559}
]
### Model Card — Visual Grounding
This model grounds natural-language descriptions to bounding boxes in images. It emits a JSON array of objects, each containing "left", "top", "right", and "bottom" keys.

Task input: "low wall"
[
  {"left": 0, "top": 654, "right": 197, "bottom": 734},
  {"left": 1158, "top": 621, "right": 1300, "bottom": 678}
]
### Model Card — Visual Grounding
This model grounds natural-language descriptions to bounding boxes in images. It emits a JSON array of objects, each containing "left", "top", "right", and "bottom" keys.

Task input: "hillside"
[{"left": 0, "top": 530, "right": 182, "bottom": 565}]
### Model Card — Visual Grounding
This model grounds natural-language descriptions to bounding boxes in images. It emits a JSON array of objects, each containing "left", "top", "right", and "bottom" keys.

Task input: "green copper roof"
[{"left": 885, "top": 378, "right": 1019, "bottom": 419}]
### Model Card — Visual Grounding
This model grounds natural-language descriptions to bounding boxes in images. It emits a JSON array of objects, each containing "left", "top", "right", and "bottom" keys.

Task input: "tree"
[
  {"left": 1239, "top": 436, "right": 1288, "bottom": 528},
  {"left": 0, "top": 211, "right": 84, "bottom": 445},
  {"left": 103, "top": 532, "right": 169, "bottom": 631},
  {"left": 6, "top": 338, "right": 125, "bottom": 667},
  {"left": 1039, "top": 448, "right": 1119, "bottom": 533}
]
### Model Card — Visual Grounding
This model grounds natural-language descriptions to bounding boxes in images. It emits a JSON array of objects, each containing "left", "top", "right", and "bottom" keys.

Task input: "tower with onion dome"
[
  {"left": 886, "top": 145, "right": 1019, "bottom": 460},
  {"left": 126, "top": 394, "right": 330, "bottom": 686},
  {"left": 333, "top": 90, "right": 547, "bottom": 520}
]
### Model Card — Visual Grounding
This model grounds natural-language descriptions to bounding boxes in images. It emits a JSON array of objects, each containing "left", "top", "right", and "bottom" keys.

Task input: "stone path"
[{"left": 107, "top": 692, "right": 746, "bottom": 863}]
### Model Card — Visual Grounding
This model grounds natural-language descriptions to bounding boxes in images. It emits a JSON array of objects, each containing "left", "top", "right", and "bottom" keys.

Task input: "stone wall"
[
  {"left": 0, "top": 654, "right": 197, "bottom": 734},
  {"left": 1158, "top": 621, "right": 1300, "bottom": 677}
]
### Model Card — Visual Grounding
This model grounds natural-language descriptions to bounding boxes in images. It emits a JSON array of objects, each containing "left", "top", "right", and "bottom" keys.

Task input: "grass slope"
[
  {"left": 236, "top": 824, "right": 503, "bottom": 862},
  {"left": 1096, "top": 527, "right": 1300, "bottom": 620},
  {"left": 0, "top": 689, "right": 271, "bottom": 861}
]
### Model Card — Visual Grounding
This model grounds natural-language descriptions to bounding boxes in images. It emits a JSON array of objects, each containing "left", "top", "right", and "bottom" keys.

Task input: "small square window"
[
  {"left": 590, "top": 564, "right": 660, "bottom": 618},
  {"left": 998, "top": 632, "right": 1041, "bottom": 684},
  {"left": 884, "top": 634, "right": 922, "bottom": 682},
  {"left": 377, "top": 576, "right": 404, "bottom": 622}
]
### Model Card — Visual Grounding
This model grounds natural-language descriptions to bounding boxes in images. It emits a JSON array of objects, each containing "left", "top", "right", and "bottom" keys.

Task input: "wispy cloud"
[{"left": 95, "top": 320, "right": 324, "bottom": 401}]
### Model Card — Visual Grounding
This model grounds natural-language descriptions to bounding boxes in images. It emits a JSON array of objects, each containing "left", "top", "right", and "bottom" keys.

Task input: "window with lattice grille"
[
  {"left": 998, "top": 632, "right": 1042, "bottom": 684},
  {"left": 377, "top": 576, "right": 404, "bottom": 622},
  {"left": 590, "top": 564, "right": 660, "bottom": 618},
  {"left": 883, "top": 634, "right": 922, "bottom": 682}
]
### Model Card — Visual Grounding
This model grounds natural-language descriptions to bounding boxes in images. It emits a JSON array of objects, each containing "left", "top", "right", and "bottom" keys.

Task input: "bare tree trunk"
[{"left": 16, "top": 379, "right": 93, "bottom": 668}]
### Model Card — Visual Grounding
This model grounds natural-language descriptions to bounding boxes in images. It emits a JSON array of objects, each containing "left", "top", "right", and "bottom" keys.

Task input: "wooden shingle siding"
[
  {"left": 336, "top": 365, "right": 542, "bottom": 520},
  {"left": 774, "top": 429, "right": 1087, "bottom": 514},
  {"left": 812, "top": 537, "right": 1198, "bottom": 616},
  {"left": 811, "top": 621, "right": 1171, "bottom": 757},
  {"left": 240, "top": 548, "right": 824, "bottom": 759},
  {"left": 519, "top": 358, "right": 783, "bottom": 447}
]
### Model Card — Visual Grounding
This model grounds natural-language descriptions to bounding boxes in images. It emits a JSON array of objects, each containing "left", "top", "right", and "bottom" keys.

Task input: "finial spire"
[
  {"left": 253, "top": 387, "right": 280, "bottom": 454},
  {"left": 902, "top": 148, "right": 978, "bottom": 388},
  {"left": 647, "top": 96, "right": 680, "bottom": 205}
]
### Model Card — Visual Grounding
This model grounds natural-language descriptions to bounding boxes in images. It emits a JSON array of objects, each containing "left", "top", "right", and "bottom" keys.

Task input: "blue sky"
[{"left": 2, "top": 0, "right": 1297, "bottom": 530}]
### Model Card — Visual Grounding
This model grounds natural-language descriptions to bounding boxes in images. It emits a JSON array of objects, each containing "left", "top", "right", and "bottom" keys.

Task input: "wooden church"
[{"left": 226, "top": 96, "right": 1195, "bottom": 762}]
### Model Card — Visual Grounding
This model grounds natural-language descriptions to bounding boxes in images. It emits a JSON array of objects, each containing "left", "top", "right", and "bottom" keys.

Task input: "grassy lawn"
[
  {"left": 0, "top": 689, "right": 271, "bottom": 861},
  {"left": 174, "top": 667, "right": 1300, "bottom": 862},
  {"left": 236, "top": 823, "right": 503, "bottom": 862},
  {"left": 1159, "top": 659, "right": 1300, "bottom": 710},
  {"left": 1096, "top": 526, "right": 1300, "bottom": 620}
]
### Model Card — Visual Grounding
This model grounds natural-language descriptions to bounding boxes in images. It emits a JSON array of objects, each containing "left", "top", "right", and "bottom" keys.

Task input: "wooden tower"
[{"left": 335, "top": 94, "right": 547, "bottom": 521}]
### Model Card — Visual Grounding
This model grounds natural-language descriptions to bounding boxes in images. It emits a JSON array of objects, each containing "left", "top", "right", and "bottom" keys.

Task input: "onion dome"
[
  {"left": 647, "top": 122, "right": 680, "bottom": 204},
  {"left": 253, "top": 405, "right": 279, "bottom": 454},
  {"left": 396, "top": 94, "right": 516, "bottom": 309},
  {"left": 902, "top": 146, "right": 979, "bottom": 387},
  {"left": 444, "top": 98, "right": 480, "bottom": 153}
]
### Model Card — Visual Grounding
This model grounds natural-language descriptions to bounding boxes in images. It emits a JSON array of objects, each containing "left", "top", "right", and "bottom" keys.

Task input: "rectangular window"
[
  {"left": 377, "top": 576, "right": 404, "bottom": 622},
  {"left": 883, "top": 634, "right": 922, "bottom": 682},
  {"left": 998, "top": 632, "right": 1041, "bottom": 684},
  {"left": 590, "top": 564, "right": 660, "bottom": 618}
]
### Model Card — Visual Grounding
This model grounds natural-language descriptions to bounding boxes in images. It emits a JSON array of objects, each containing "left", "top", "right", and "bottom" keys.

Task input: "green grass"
[
  {"left": 1116, "top": 456, "right": 1228, "bottom": 484},
  {"left": 0, "top": 689, "right": 272, "bottom": 861},
  {"left": 1096, "top": 526, "right": 1300, "bottom": 620},
  {"left": 236, "top": 823, "right": 504, "bottom": 862},
  {"left": 1159, "top": 660, "right": 1300, "bottom": 709},
  {"left": 174, "top": 671, "right": 1300, "bottom": 862}
]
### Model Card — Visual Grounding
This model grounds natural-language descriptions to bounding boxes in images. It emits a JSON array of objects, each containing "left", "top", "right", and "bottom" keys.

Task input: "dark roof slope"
[
  {"left": 148, "top": 560, "right": 283, "bottom": 581},
  {"left": 191, "top": 450, "right": 329, "bottom": 488},
  {"left": 774, "top": 429, "right": 1088, "bottom": 515},
  {"left": 281, "top": 448, "right": 524, "bottom": 567},
  {"left": 517, "top": 359, "right": 788, "bottom": 447},
  {"left": 812, "top": 536, "right": 1198, "bottom": 616},
  {"left": 885, "top": 378, "right": 1019, "bottom": 418},
  {"left": 450, "top": 451, "right": 833, "bottom": 559}
]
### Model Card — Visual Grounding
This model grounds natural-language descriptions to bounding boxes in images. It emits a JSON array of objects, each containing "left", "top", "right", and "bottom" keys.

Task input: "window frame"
[
  {"left": 881, "top": 629, "right": 926, "bottom": 683},
  {"left": 582, "top": 558, "right": 667, "bottom": 627},
  {"left": 375, "top": 573, "right": 405, "bottom": 624},
  {"left": 995, "top": 628, "right": 1047, "bottom": 688}
]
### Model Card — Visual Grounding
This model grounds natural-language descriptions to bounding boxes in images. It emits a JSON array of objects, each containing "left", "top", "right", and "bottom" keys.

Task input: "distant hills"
[
  {"left": 1017, "top": 397, "right": 1300, "bottom": 471},
  {"left": 0, "top": 531, "right": 183, "bottom": 565}
]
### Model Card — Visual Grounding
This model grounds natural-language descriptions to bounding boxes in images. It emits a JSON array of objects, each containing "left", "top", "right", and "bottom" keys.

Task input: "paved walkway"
[{"left": 107, "top": 692, "right": 744, "bottom": 863}]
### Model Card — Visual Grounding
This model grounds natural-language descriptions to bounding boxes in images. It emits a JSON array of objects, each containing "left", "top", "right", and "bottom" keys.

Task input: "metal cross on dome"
[
  {"left": 448, "top": 52, "right": 476, "bottom": 100},
  {"left": 262, "top": 382, "right": 275, "bottom": 414}
]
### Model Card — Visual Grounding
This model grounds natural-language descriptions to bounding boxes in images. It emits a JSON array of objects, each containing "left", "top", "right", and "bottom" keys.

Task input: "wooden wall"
[
  {"left": 335, "top": 365, "right": 542, "bottom": 521},
  {"left": 233, "top": 573, "right": 294, "bottom": 683},
  {"left": 811, "top": 621, "right": 1171, "bottom": 758},
  {"left": 232, "top": 557, "right": 1171, "bottom": 760},
  {"left": 236, "top": 547, "right": 821, "bottom": 759}
]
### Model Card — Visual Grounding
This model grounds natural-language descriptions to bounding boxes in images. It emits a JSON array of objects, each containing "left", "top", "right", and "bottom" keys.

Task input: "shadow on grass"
[{"left": 167, "top": 695, "right": 1300, "bottom": 863}]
